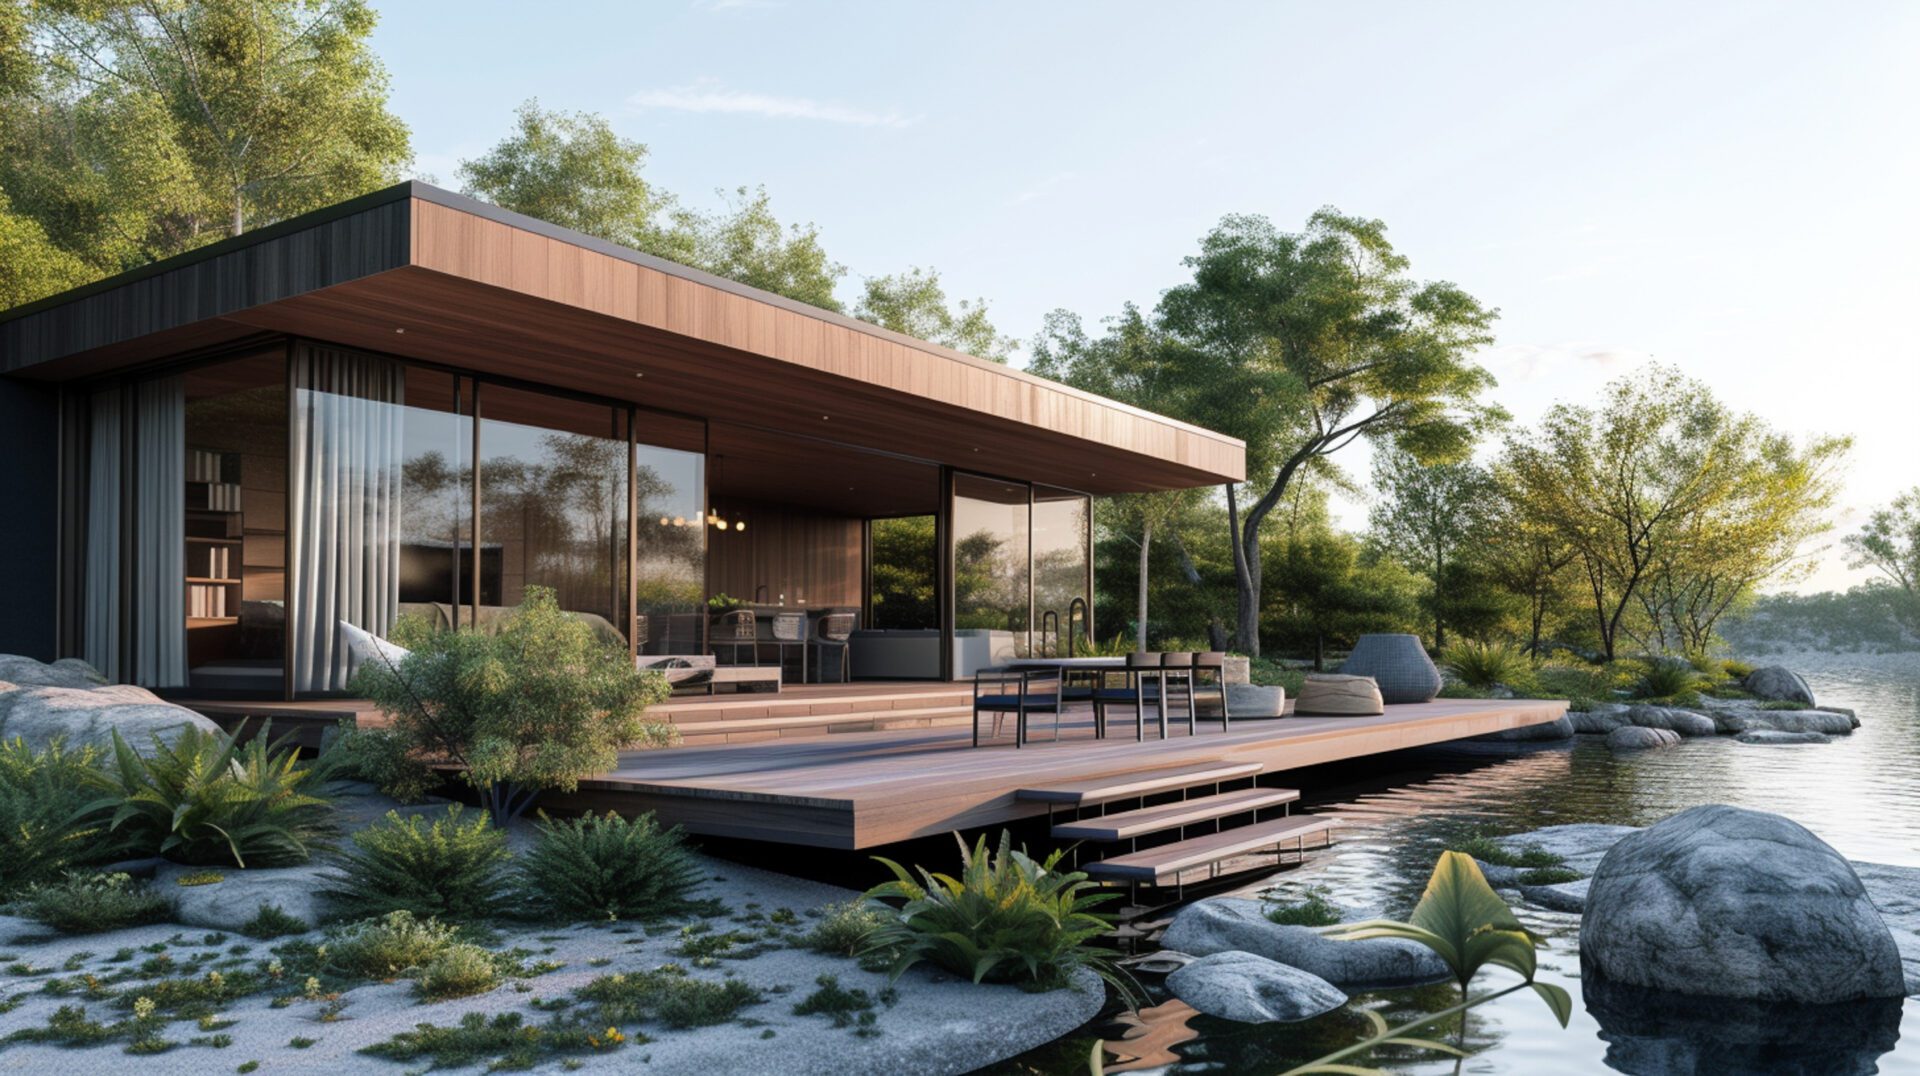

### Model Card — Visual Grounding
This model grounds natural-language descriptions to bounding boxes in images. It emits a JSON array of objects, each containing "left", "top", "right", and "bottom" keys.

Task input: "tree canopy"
[
  {"left": 853, "top": 266, "right": 1017, "bottom": 362},
  {"left": 1845, "top": 487, "right": 1920, "bottom": 631}
]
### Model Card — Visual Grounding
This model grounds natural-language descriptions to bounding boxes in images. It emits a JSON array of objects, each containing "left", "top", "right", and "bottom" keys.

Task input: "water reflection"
[{"left": 1583, "top": 974, "right": 1904, "bottom": 1076}]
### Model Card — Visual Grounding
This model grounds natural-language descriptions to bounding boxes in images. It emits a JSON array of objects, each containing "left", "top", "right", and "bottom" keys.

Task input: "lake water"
[{"left": 993, "top": 651, "right": 1920, "bottom": 1075}]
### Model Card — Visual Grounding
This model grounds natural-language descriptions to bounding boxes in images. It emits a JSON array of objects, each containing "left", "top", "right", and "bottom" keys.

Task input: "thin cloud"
[
  {"left": 1481, "top": 341, "right": 1649, "bottom": 382},
  {"left": 695, "top": 0, "right": 782, "bottom": 8},
  {"left": 628, "top": 79, "right": 916, "bottom": 128}
]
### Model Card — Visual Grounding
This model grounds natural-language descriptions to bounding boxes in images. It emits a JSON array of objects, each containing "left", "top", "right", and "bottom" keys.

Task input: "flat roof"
[{"left": 0, "top": 182, "right": 1245, "bottom": 493}]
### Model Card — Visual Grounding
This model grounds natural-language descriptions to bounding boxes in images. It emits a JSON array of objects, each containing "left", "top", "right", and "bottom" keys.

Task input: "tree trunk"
[
  {"left": 1227, "top": 484, "right": 1260, "bottom": 656},
  {"left": 1313, "top": 633, "right": 1325, "bottom": 672},
  {"left": 230, "top": 189, "right": 245, "bottom": 236},
  {"left": 1136, "top": 516, "right": 1153, "bottom": 653},
  {"left": 1433, "top": 552, "right": 1446, "bottom": 650}
]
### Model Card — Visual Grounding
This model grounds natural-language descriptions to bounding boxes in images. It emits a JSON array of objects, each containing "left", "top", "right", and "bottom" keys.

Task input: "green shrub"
[
  {"left": 791, "top": 973, "right": 878, "bottom": 1030},
  {"left": 90, "top": 724, "right": 342, "bottom": 868},
  {"left": 344, "top": 586, "right": 676, "bottom": 825},
  {"left": 320, "top": 806, "right": 510, "bottom": 921},
  {"left": 803, "top": 899, "right": 886, "bottom": 957},
  {"left": 415, "top": 943, "right": 501, "bottom": 1000},
  {"left": 324, "top": 911, "right": 461, "bottom": 979},
  {"left": 1447, "top": 833, "right": 1565, "bottom": 870},
  {"left": 239, "top": 905, "right": 308, "bottom": 939},
  {"left": 515, "top": 811, "right": 704, "bottom": 922},
  {"left": 1722, "top": 659, "right": 1755, "bottom": 680},
  {"left": 1441, "top": 640, "right": 1531, "bottom": 691},
  {"left": 1263, "top": 890, "right": 1342, "bottom": 927},
  {"left": 361, "top": 1010, "right": 626, "bottom": 1070},
  {"left": 575, "top": 965, "right": 761, "bottom": 1028},
  {"left": 16, "top": 872, "right": 172, "bottom": 934},
  {"left": 0, "top": 738, "right": 115, "bottom": 896},
  {"left": 1634, "top": 659, "right": 1702, "bottom": 700},
  {"left": 865, "top": 831, "right": 1129, "bottom": 998},
  {"left": 1518, "top": 866, "right": 1583, "bottom": 886}
]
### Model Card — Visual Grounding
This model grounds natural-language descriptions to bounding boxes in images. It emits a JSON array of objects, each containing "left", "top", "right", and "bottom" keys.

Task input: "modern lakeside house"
[{"left": 0, "top": 182, "right": 1561, "bottom": 872}]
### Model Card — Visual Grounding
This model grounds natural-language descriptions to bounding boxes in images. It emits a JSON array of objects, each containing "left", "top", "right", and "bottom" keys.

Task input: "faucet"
[
  {"left": 754, "top": 584, "right": 769, "bottom": 604},
  {"left": 1067, "top": 597, "right": 1088, "bottom": 657}
]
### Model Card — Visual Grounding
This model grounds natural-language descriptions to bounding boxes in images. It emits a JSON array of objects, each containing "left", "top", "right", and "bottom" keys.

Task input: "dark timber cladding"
[{"left": 0, "top": 182, "right": 1246, "bottom": 495}]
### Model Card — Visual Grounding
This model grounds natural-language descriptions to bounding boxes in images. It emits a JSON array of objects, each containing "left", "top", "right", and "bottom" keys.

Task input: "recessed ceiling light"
[
  {"left": 634, "top": 371, "right": 644, "bottom": 378},
  {"left": 820, "top": 414, "right": 830, "bottom": 421},
  {"left": 394, "top": 327, "right": 405, "bottom": 334}
]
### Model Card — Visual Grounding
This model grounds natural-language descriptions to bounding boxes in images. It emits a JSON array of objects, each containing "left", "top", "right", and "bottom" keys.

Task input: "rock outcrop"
[
  {"left": 0, "top": 657, "right": 219, "bottom": 755},
  {"left": 1165, "top": 950, "right": 1348, "bottom": 1023},
  {"left": 1159, "top": 898, "right": 1449, "bottom": 989},
  {"left": 1579, "top": 805, "right": 1905, "bottom": 1002},
  {"left": 1606, "top": 726, "right": 1680, "bottom": 751},
  {"left": 1742, "top": 665, "right": 1816, "bottom": 706}
]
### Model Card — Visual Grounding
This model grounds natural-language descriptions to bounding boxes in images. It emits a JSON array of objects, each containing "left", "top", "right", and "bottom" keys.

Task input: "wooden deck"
[{"left": 552, "top": 696, "right": 1568, "bottom": 849}]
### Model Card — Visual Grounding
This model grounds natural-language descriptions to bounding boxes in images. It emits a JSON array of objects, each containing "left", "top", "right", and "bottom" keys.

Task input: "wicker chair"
[
  {"left": 770, "top": 611, "right": 808, "bottom": 683},
  {"left": 713, "top": 609, "right": 757, "bottom": 666},
  {"left": 810, "top": 612, "right": 856, "bottom": 683}
]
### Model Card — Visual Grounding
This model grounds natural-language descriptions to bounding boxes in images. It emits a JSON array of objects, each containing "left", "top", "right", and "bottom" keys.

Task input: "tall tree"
[
  {"left": 1504, "top": 365, "right": 1847, "bottom": 660},
  {"left": 6, "top": 0, "right": 411, "bottom": 275},
  {"left": 0, "top": 189, "right": 90, "bottom": 308},
  {"left": 853, "top": 266, "right": 1017, "bottom": 362},
  {"left": 1368, "top": 446, "right": 1498, "bottom": 648},
  {"left": 1844, "top": 487, "right": 1920, "bottom": 631},
  {"left": 1477, "top": 485, "right": 1581, "bottom": 657},
  {"left": 670, "top": 185, "right": 844, "bottom": 312},
  {"left": 1156, "top": 209, "right": 1503, "bottom": 655},
  {"left": 456, "top": 100, "right": 676, "bottom": 253}
]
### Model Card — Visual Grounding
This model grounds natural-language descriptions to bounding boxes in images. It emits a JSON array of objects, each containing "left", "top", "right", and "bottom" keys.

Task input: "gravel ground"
[{"left": 0, "top": 852, "right": 1104, "bottom": 1075}]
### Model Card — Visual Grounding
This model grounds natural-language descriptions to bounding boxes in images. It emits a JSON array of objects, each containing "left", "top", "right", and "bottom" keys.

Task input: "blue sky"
[{"left": 374, "top": 1, "right": 1920, "bottom": 591}]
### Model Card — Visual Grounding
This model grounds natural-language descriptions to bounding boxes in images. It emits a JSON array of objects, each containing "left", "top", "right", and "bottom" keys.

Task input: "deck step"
[
  {"left": 669, "top": 705, "right": 973, "bottom": 737},
  {"left": 1015, "top": 761, "right": 1265, "bottom": 807},
  {"left": 1083, "top": 815, "right": 1337, "bottom": 884},
  {"left": 1050, "top": 787, "right": 1300, "bottom": 841}
]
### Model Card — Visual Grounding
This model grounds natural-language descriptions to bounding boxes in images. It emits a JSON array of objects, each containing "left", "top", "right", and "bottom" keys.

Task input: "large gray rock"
[
  {"left": 0, "top": 655, "right": 108, "bottom": 688},
  {"left": 1165, "top": 950, "right": 1347, "bottom": 1023},
  {"left": 1714, "top": 708, "right": 1854, "bottom": 736},
  {"left": 153, "top": 861, "right": 332, "bottom": 933},
  {"left": 1607, "top": 726, "right": 1679, "bottom": 751},
  {"left": 1520, "top": 877, "right": 1590, "bottom": 913},
  {"left": 0, "top": 673, "right": 220, "bottom": 755},
  {"left": 1734, "top": 729, "right": 1830, "bottom": 745},
  {"left": 1569, "top": 704, "right": 1629, "bottom": 734},
  {"left": 1160, "top": 898, "right": 1449, "bottom": 989},
  {"left": 1622, "top": 705, "right": 1717, "bottom": 736},
  {"left": 1580, "top": 805, "right": 1905, "bottom": 1002},
  {"left": 1467, "top": 713, "right": 1574, "bottom": 742},
  {"left": 1743, "top": 665, "right": 1815, "bottom": 706}
]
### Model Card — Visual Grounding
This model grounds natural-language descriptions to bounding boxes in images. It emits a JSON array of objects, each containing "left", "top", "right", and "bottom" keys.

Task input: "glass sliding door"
[
  {"left": 632, "top": 432, "right": 705, "bottom": 656},
  {"left": 1032, "top": 486, "right": 1092, "bottom": 656},
  {"left": 475, "top": 385, "right": 627, "bottom": 648},
  {"left": 951, "top": 473, "right": 1032, "bottom": 660}
]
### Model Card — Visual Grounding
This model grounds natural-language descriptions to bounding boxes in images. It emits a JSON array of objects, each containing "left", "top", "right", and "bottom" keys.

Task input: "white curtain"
[
  {"left": 84, "top": 389, "right": 121, "bottom": 678},
  {"left": 290, "top": 345, "right": 404, "bottom": 692},
  {"left": 133, "top": 377, "right": 186, "bottom": 687}
]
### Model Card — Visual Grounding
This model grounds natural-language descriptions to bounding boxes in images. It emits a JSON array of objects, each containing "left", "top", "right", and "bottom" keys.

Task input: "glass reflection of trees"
[{"left": 870, "top": 516, "right": 937, "bottom": 629}]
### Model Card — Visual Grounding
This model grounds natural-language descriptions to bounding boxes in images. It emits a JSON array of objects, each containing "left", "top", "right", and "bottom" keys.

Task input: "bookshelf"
[{"left": 186, "top": 448, "right": 243, "bottom": 634}]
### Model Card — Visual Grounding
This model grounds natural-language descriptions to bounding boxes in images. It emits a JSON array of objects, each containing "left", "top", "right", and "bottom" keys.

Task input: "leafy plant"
[
  {"left": 361, "top": 1009, "right": 629, "bottom": 1070},
  {"left": 239, "top": 905, "right": 308, "bottom": 939},
  {"left": 1446, "top": 832, "right": 1564, "bottom": 870},
  {"left": 415, "top": 942, "right": 502, "bottom": 1000},
  {"left": 323, "top": 911, "right": 461, "bottom": 979},
  {"left": 16, "top": 871, "right": 173, "bottom": 934},
  {"left": 515, "top": 811, "right": 704, "bottom": 922},
  {"left": 0, "top": 737, "right": 112, "bottom": 895},
  {"left": 1282, "top": 852, "right": 1571, "bottom": 1074},
  {"left": 575, "top": 965, "right": 761, "bottom": 1028},
  {"left": 87, "top": 723, "right": 342, "bottom": 868},
  {"left": 1441, "top": 639, "right": 1531, "bottom": 691},
  {"left": 792, "top": 973, "right": 880, "bottom": 1030},
  {"left": 1634, "top": 657, "right": 1704, "bottom": 700},
  {"left": 343, "top": 586, "right": 676, "bottom": 825},
  {"left": 1517, "top": 866, "right": 1582, "bottom": 886},
  {"left": 1263, "top": 891, "right": 1342, "bottom": 927},
  {"left": 320, "top": 806, "right": 510, "bottom": 921},
  {"left": 865, "top": 831, "right": 1132, "bottom": 999},
  {"left": 803, "top": 899, "right": 887, "bottom": 958}
]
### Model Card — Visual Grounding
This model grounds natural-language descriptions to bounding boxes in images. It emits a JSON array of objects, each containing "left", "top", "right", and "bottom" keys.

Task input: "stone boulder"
[
  {"left": 1714, "top": 708, "right": 1854, "bottom": 736},
  {"left": 1743, "top": 665, "right": 1815, "bottom": 706},
  {"left": 154, "top": 861, "right": 331, "bottom": 934},
  {"left": 1569, "top": 704, "right": 1629, "bottom": 734},
  {"left": 1467, "top": 713, "right": 1574, "bottom": 743},
  {"left": 1159, "top": 898, "right": 1449, "bottom": 989},
  {"left": 0, "top": 655, "right": 108, "bottom": 688},
  {"left": 1607, "top": 726, "right": 1679, "bottom": 751},
  {"left": 1579, "top": 805, "right": 1905, "bottom": 1002},
  {"left": 1622, "top": 705, "right": 1717, "bottom": 737},
  {"left": 0, "top": 670, "right": 220, "bottom": 756},
  {"left": 1734, "top": 729, "right": 1830, "bottom": 746},
  {"left": 1520, "top": 877, "right": 1590, "bottom": 913},
  {"left": 1165, "top": 950, "right": 1348, "bottom": 1023}
]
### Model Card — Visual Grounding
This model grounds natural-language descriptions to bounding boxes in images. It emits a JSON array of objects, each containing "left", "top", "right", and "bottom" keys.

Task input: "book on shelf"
[
  {"left": 188, "top": 584, "right": 229, "bottom": 619},
  {"left": 188, "top": 449, "right": 223, "bottom": 484},
  {"left": 193, "top": 545, "right": 232, "bottom": 578}
]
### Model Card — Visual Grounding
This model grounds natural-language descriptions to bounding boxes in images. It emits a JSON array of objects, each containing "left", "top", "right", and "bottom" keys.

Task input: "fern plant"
[
  {"left": 87, "top": 723, "right": 343, "bottom": 868},
  {"left": 515, "top": 811, "right": 704, "bottom": 922},
  {"left": 0, "top": 737, "right": 112, "bottom": 895},
  {"left": 321, "top": 806, "right": 510, "bottom": 921},
  {"left": 865, "top": 831, "right": 1132, "bottom": 1000},
  {"left": 1635, "top": 658, "right": 1704, "bottom": 700},
  {"left": 1441, "top": 640, "right": 1531, "bottom": 691},
  {"left": 17, "top": 871, "right": 173, "bottom": 934}
]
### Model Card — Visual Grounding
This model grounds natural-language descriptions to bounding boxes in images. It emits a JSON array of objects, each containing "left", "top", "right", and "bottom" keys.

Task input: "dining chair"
[
  {"left": 1161, "top": 651, "right": 1198, "bottom": 734},
  {"left": 1193, "top": 651, "right": 1231, "bottom": 729},
  {"left": 769, "top": 611, "right": 808, "bottom": 684},
  {"left": 713, "top": 609, "right": 756, "bottom": 666},
  {"left": 809, "top": 612, "right": 856, "bottom": 683},
  {"left": 1092, "top": 652, "right": 1164, "bottom": 741},
  {"left": 972, "top": 665, "right": 1064, "bottom": 747}
]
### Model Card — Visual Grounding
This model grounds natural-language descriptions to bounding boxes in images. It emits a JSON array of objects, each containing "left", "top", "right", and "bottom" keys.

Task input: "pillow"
[{"left": 339, "top": 621, "right": 411, "bottom": 674}]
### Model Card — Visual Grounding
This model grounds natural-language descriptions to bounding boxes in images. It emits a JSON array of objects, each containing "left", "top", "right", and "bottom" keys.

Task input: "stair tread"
[
  {"left": 1051, "top": 787, "right": 1300, "bottom": 841},
  {"left": 1016, "top": 761, "right": 1265, "bottom": 806},
  {"left": 1084, "top": 815, "right": 1336, "bottom": 882}
]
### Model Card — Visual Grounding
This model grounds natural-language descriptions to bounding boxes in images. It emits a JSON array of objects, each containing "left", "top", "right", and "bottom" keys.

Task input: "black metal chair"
[
  {"left": 1160, "top": 651, "right": 1198, "bottom": 734},
  {"left": 1093, "top": 652, "right": 1165, "bottom": 741},
  {"left": 1193, "top": 651, "right": 1231, "bottom": 729},
  {"left": 972, "top": 665, "right": 1064, "bottom": 748},
  {"left": 809, "top": 611, "right": 856, "bottom": 683}
]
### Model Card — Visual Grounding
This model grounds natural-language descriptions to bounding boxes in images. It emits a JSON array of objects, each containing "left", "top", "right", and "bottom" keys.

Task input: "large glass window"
[
  {"left": 1032, "top": 486, "right": 1092, "bottom": 656},
  {"left": 952, "top": 473, "right": 1032, "bottom": 659},
  {"left": 869, "top": 515, "right": 937, "bottom": 630},
  {"left": 633, "top": 434, "right": 706, "bottom": 656},
  {"left": 476, "top": 385, "right": 627, "bottom": 648}
]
